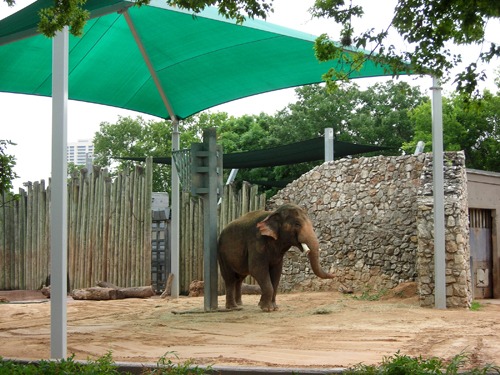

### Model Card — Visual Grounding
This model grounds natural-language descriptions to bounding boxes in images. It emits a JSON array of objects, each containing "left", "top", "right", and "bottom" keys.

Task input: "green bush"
[
  {"left": 0, "top": 352, "right": 212, "bottom": 375},
  {"left": 344, "top": 351, "right": 500, "bottom": 374},
  {"left": 1, "top": 351, "right": 498, "bottom": 374}
]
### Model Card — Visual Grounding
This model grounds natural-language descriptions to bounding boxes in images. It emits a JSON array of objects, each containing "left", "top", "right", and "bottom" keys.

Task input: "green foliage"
[
  {"left": 149, "top": 352, "right": 212, "bottom": 374},
  {"left": 0, "top": 140, "right": 19, "bottom": 205},
  {"left": 1, "top": 351, "right": 497, "bottom": 374},
  {"left": 470, "top": 301, "right": 483, "bottom": 311},
  {"left": 165, "top": 0, "right": 274, "bottom": 24},
  {"left": 344, "top": 351, "right": 500, "bottom": 374},
  {"left": 0, "top": 352, "right": 121, "bottom": 374},
  {"left": 38, "top": 0, "right": 89, "bottom": 37},
  {"left": 0, "top": 140, "right": 17, "bottom": 194},
  {"left": 352, "top": 288, "right": 387, "bottom": 301},
  {"left": 402, "top": 87, "right": 500, "bottom": 172},
  {"left": 7, "top": 0, "right": 274, "bottom": 37},
  {"left": 0, "top": 352, "right": 213, "bottom": 375},
  {"left": 92, "top": 116, "right": 202, "bottom": 193},
  {"left": 312, "top": 0, "right": 500, "bottom": 97},
  {"left": 312, "top": 307, "right": 332, "bottom": 315},
  {"left": 246, "top": 81, "right": 426, "bottom": 190}
]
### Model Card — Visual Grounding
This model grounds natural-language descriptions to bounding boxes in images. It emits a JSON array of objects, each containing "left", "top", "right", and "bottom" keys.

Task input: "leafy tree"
[
  {"left": 0, "top": 139, "right": 19, "bottom": 206},
  {"left": 0, "top": 140, "right": 18, "bottom": 193},
  {"left": 312, "top": 0, "right": 500, "bottom": 96},
  {"left": 215, "top": 112, "right": 279, "bottom": 187},
  {"left": 257, "top": 81, "right": 426, "bottom": 185},
  {"left": 93, "top": 116, "right": 204, "bottom": 192},
  {"left": 402, "top": 88, "right": 500, "bottom": 172},
  {"left": 92, "top": 113, "right": 251, "bottom": 192},
  {"left": 4, "top": 0, "right": 275, "bottom": 37}
]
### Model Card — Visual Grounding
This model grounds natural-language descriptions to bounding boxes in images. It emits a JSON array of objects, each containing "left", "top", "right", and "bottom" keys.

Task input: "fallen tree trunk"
[
  {"left": 71, "top": 287, "right": 125, "bottom": 300},
  {"left": 96, "top": 281, "right": 156, "bottom": 298},
  {"left": 70, "top": 282, "right": 156, "bottom": 301},
  {"left": 160, "top": 273, "right": 174, "bottom": 299}
]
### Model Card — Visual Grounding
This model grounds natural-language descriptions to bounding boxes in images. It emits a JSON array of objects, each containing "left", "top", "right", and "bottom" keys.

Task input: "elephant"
[{"left": 217, "top": 203, "right": 334, "bottom": 312}]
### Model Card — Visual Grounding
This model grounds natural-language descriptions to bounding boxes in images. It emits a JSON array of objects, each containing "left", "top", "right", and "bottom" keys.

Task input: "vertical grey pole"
[
  {"left": 204, "top": 129, "right": 218, "bottom": 311},
  {"left": 431, "top": 76, "right": 446, "bottom": 309},
  {"left": 324, "top": 128, "right": 334, "bottom": 162},
  {"left": 170, "top": 119, "right": 180, "bottom": 298},
  {"left": 51, "top": 27, "right": 69, "bottom": 359}
]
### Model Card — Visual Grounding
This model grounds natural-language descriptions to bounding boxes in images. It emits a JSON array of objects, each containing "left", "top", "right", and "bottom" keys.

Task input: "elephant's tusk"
[{"left": 301, "top": 243, "right": 311, "bottom": 256}]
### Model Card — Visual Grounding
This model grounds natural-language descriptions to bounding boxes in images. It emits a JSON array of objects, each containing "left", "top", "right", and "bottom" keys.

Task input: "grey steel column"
[
  {"left": 170, "top": 119, "right": 180, "bottom": 298},
  {"left": 50, "top": 27, "right": 69, "bottom": 359},
  {"left": 324, "top": 128, "right": 334, "bottom": 162},
  {"left": 431, "top": 76, "right": 446, "bottom": 309}
]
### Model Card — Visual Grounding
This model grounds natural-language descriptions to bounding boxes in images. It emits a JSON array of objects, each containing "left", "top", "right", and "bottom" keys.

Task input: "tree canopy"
[
  {"left": 0, "top": 139, "right": 18, "bottom": 204},
  {"left": 402, "top": 88, "right": 500, "bottom": 171},
  {"left": 93, "top": 115, "right": 209, "bottom": 192},
  {"left": 312, "top": 0, "right": 499, "bottom": 96}
]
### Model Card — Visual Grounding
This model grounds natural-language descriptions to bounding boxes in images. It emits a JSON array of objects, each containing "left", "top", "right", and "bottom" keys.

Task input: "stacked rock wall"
[
  {"left": 416, "top": 153, "right": 472, "bottom": 307},
  {"left": 268, "top": 151, "right": 472, "bottom": 308}
]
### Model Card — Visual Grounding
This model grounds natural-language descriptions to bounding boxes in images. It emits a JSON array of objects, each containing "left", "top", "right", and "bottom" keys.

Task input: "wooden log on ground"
[
  {"left": 189, "top": 280, "right": 261, "bottom": 297},
  {"left": 41, "top": 285, "right": 51, "bottom": 298},
  {"left": 96, "top": 281, "right": 156, "bottom": 298},
  {"left": 71, "top": 287, "right": 125, "bottom": 300},
  {"left": 160, "top": 273, "right": 174, "bottom": 299}
]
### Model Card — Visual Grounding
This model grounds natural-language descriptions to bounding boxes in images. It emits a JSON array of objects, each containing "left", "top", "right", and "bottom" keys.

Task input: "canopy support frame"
[{"left": 123, "top": 9, "right": 176, "bottom": 118}]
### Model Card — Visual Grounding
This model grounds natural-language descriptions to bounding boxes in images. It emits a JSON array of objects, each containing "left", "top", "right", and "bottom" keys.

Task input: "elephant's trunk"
[{"left": 301, "top": 243, "right": 335, "bottom": 279}]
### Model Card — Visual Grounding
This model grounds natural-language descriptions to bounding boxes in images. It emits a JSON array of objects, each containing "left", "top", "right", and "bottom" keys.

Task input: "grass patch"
[
  {"left": 344, "top": 351, "right": 500, "bottom": 374},
  {"left": 312, "top": 307, "right": 332, "bottom": 315},
  {"left": 470, "top": 301, "right": 483, "bottom": 311},
  {"left": 1, "top": 351, "right": 498, "bottom": 374},
  {"left": 0, "top": 352, "right": 212, "bottom": 375},
  {"left": 352, "top": 288, "right": 387, "bottom": 301}
]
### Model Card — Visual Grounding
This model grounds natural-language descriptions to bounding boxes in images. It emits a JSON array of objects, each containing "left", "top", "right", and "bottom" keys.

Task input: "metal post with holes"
[{"left": 190, "top": 128, "right": 222, "bottom": 311}]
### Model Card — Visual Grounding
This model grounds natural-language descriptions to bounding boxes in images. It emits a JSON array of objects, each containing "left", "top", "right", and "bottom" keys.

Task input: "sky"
[{"left": 1, "top": 0, "right": 498, "bottom": 190}]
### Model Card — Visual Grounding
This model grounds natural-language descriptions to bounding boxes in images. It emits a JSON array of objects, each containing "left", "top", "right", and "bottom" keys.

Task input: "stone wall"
[
  {"left": 268, "top": 151, "right": 472, "bottom": 308},
  {"left": 416, "top": 153, "right": 472, "bottom": 307}
]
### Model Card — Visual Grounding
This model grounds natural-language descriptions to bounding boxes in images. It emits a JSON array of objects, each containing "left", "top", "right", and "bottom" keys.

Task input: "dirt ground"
[{"left": 1, "top": 283, "right": 499, "bottom": 371}]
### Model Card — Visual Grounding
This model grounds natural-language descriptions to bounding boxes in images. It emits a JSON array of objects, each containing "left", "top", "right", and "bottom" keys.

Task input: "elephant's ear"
[{"left": 256, "top": 214, "right": 279, "bottom": 240}]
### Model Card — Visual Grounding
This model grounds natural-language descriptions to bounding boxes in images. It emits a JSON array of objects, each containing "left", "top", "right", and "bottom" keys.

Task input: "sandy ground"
[{"left": 1, "top": 284, "right": 499, "bottom": 371}]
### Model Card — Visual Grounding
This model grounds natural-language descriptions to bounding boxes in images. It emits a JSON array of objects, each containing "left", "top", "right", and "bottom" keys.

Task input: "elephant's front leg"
[{"left": 254, "top": 273, "right": 276, "bottom": 312}]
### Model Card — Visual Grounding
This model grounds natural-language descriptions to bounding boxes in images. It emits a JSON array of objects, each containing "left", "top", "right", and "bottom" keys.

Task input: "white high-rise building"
[{"left": 67, "top": 139, "right": 94, "bottom": 166}]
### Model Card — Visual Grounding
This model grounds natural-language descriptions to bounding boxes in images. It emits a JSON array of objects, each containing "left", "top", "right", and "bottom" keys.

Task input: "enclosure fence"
[
  {"left": 1, "top": 164, "right": 265, "bottom": 293},
  {"left": 0, "top": 159, "right": 153, "bottom": 290}
]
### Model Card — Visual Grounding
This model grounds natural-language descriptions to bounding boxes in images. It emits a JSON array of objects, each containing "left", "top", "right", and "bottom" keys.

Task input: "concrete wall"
[
  {"left": 467, "top": 169, "right": 500, "bottom": 298},
  {"left": 268, "top": 152, "right": 473, "bottom": 308}
]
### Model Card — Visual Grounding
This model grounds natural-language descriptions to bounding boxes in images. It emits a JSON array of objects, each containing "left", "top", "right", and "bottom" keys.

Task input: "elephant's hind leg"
[
  {"left": 223, "top": 279, "right": 239, "bottom": 310},
  {"left": 220, "top": 268, "right": 242, "bottom": 310},
  {"left": 234, "top": 276, "right": 246, "bottom": 306}
]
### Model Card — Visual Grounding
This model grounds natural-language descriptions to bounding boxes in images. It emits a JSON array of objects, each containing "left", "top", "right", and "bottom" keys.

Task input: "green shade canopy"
[
  {"left": 118, "top": 138, "right": 393, "bottom": 168},
  {"left": 0, "top": 0, "right": 406, "bottom": 120}
]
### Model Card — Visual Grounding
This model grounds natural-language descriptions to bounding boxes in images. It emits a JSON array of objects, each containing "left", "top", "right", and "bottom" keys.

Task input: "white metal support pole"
[
  {"left": 51, "top": 26, "right": 69, "bottom": 358},
  {"left": 431, "top": 76, "right": 447, "bottom": 309},
  {"left": 324, "top": 128, "right": 334, "bottom": 162},
  {"left": 170, "top": 119, "right": 180, "bottom": 298}
]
